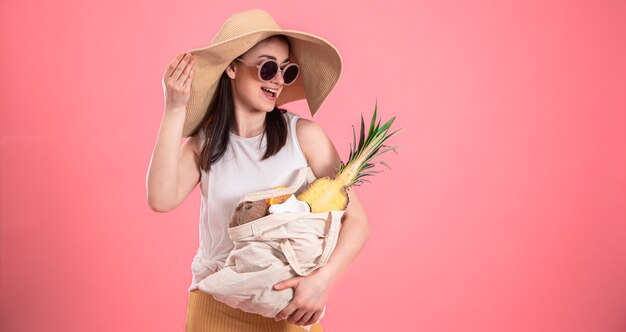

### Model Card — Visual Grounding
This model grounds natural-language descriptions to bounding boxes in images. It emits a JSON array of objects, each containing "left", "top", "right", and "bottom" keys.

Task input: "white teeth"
[{"left": 262, "top": 87, "right": 277, "bottom": 93}]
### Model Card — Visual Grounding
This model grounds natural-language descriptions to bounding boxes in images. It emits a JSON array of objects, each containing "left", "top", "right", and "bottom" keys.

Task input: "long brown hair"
[{"left": 196, "top": 35, "right": 292, "bottom": 173}]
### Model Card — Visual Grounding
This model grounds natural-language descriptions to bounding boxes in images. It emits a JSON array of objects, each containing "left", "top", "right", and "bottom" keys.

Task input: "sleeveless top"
[{"left": 188, "top": 110, "right": 310, "bottom": 292}]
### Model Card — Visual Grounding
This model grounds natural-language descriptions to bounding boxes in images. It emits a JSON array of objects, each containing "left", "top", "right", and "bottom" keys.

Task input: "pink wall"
[{"left": 1, "top": 1, "right": 625, "bottom": 331}]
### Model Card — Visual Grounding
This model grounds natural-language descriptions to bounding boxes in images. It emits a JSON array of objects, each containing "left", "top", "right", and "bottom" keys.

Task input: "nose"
[{"left": 270, "top": 68, "right": 286, "bottom": 86}]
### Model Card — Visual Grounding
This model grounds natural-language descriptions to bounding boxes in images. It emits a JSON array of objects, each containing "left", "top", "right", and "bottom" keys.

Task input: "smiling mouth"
[
  {"left": 261, "top": 87, "right": 277, "bottom": 97},
  {"left": 261, "top": 87, "right": 277, "bottom": 100}
]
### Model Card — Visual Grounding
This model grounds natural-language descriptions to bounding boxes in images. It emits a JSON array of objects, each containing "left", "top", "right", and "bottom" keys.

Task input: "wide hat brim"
[{"left": 182, "top": 23, "right": 343, "bottom": 137}]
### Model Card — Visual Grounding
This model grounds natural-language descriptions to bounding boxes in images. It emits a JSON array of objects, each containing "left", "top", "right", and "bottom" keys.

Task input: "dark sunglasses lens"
[
  {"left": 259, "top": 61, "right": 278, "bottom": 81},
  {"left": 283, "top": 65, "right": 298, "bottom": 84}
]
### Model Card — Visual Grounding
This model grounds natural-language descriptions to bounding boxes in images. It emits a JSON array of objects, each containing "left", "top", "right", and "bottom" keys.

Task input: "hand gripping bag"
[{"left": 196, "top": 166, "right": 344, "bottom": 330}]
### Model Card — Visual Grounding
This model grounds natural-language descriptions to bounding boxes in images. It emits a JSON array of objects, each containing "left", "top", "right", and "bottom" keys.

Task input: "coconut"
[{"left": 230, "top": 200, "right": 268, "bottom": 227}]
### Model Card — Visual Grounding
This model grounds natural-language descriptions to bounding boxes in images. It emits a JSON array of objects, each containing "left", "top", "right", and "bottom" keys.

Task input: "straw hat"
[{"left": 182, "top": 9, "right": 343, "bottom": 137}]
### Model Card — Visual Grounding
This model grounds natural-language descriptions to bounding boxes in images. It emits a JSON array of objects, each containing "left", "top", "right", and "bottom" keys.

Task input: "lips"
[
  {"left": 261, "top": 87, "right": 279, "bottom": 96},
  {"left": 260, "top": 87, "right": 279, "bottom": 101}
]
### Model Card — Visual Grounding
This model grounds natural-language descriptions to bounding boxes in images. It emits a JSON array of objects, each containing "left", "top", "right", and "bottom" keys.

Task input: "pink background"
[{"left": 1, "top": 1, "right": 625, "bottom": 331}]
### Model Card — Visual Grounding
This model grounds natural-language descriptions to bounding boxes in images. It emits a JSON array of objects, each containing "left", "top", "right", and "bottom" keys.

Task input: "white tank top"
[{"left": 188, "top": 110, "right": 309, "bottom": 292}]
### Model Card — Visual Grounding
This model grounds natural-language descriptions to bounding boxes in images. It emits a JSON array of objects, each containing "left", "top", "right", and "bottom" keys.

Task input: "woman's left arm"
[{"left": 273, "top": 118, "right": 371, "bottom": 326}]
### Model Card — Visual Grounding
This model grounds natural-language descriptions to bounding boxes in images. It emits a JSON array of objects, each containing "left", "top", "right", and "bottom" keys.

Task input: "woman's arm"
[
  {"left": 295, "top": 118, "right": 371, "bottom": 285},
  {"left": 146, "top": 107, "right": 201, "bottom": 213},
  {"left": 146, "top": 53, "right": 200, "bottom": 213},
  {"left": 273, "top": 117, "right": 371, "bottom": 326}
]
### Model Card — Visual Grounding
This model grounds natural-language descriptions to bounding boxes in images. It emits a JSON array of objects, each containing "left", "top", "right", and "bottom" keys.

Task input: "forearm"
[
  {"left": 317, "top": 213, "right": 371, "bottom": 285},
  {"left": 146, "top": 107, "right": 186, "bottom": 211}
]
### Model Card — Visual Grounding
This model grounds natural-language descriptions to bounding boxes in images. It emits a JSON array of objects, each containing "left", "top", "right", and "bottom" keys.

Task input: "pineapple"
[{"left": 296, "top": 100, "right": 402, "bottom": 213}]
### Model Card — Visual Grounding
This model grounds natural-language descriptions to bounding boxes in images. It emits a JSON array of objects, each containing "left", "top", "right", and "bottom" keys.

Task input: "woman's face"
[{"left": 227, "top": 37, "right": 290, "bottom": 114}]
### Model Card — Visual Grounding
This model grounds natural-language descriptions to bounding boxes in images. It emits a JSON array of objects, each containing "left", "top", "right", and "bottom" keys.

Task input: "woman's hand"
[
  {"left": 273, "top": 268, "right": 333, "bottom": 326},
  {"left": 162, "top": 52, "right": 195, "bottom": 110}
]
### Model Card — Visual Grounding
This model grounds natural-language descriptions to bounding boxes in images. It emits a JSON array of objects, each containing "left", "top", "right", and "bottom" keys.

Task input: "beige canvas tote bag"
[{"left": 196, "top": 167, "right": 344, "bottom": 329}]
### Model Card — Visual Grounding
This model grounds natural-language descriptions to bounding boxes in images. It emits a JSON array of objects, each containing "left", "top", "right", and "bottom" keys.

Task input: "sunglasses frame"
[{"left": 234, "top": 57, "right": 299, "bottom": 86}]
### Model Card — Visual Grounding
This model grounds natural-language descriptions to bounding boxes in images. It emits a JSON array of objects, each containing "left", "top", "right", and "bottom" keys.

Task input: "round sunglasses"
[{"left": 234, "top": 57, "right": 299, "bottom": 85}]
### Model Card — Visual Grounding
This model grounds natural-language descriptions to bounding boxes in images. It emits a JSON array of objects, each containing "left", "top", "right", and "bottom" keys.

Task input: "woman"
[{"left": 146, "top": 9, "right": 370, "bottom": 331}]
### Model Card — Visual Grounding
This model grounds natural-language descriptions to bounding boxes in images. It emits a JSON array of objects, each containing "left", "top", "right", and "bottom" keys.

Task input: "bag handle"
[
  {"left": 237, "top": 166, "right": 316, "bottom": 205},
  {"left": 228, "top": 211, "right": 312, "bottom": 241},
  {"left": 278, "top": 210, "right": 344, "bottom": 276}
]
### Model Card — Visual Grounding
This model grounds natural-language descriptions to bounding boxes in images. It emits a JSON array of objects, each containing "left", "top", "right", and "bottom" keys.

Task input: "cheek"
[
  {"left": 242, "top": 76, "right": 259, "bottom": 93},
  {"left": 234, "top": 79, "right": 260, "bottom": 99},
  {"left": 248, "top": 84, "right": 262, "bottom": 100}
]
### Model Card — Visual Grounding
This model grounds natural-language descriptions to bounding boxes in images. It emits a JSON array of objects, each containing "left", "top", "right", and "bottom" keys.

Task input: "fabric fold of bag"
[{"left": 196, "top": 166, "right": 344, "bottom": 330}]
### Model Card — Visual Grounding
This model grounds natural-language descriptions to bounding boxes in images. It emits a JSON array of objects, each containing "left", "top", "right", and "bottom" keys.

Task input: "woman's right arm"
[{"left": 146, "top": 52, "right": 200, "bottom": 212}]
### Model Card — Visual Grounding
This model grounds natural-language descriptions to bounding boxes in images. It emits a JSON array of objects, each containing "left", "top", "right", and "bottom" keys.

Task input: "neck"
[{"left": 230, "top": 107, "right": 267, "bottom": 138}]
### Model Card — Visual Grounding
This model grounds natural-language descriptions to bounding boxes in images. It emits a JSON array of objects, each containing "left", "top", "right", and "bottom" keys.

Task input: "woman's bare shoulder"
[{"left": 295, "top": 118, "right": 341, "bottom": 179}]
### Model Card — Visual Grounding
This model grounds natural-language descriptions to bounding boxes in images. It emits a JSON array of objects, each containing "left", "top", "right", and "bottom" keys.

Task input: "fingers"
[
  {"left": 164, "top": 52, "right": 185, "bottom": 79},
  {"left": 275, "top": 307, "right": 291, "bottom": 321},
  {"left": 183, "top": 62, "right": 194, "bottom": 90},
  {"left": 173, "top": 53, "right": 195, "bottom": 82},
  {"left": 165, "top": 52, "right": 194, "bottom": 83},
  {"left": 304, "top": 311, "right": 322, "bottom": 326},
  {"left": 295, "top": 311, "right": 314, "bottom": 326},
  {"left": 171, "top": 53, "right": 190, "bottom": 80},
  {"left": 274, "top": 276, "right": 303, "bottom": 290},
  {"left": 275, "top": 301, "right": 297, "bottom": 321},
  {"left": 290, "top": 308, "right": 306, "bottom": 323},
  {"left": 161, "top": 52, "right": 196, "bottom": 109},
  {"left": 276, "top": 302, "right": 321, "bottom": 326}
]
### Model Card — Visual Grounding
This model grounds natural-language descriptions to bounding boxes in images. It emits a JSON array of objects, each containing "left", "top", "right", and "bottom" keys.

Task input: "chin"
[
  {"left": 256, "top": 90, "right": 278, "bottom": 112},
  {"left": 251, "top": 106, "right": 273, "bottom": 114},
  {"left": 259, "top": 101, "right": 277, "bottom": 113}
]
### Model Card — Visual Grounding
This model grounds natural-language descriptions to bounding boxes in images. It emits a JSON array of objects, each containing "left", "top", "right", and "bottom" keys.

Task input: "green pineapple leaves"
[{"left": 338, "top": 99, "right": 403, "bottom": 187}]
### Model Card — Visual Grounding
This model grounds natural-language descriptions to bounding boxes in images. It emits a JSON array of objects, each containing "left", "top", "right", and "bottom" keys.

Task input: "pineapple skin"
[{"left": 296, "top": 177, "right": 350, "bottom": 213}]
